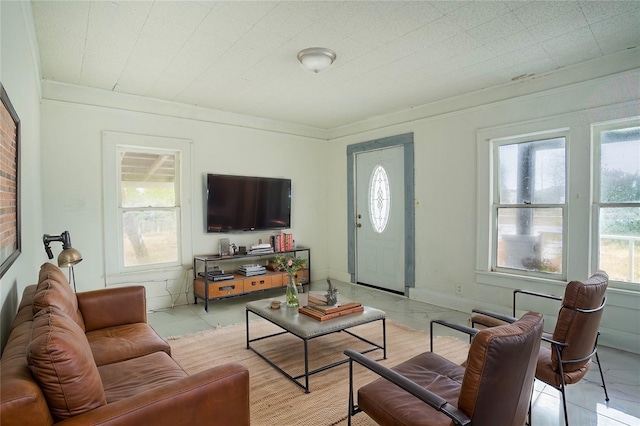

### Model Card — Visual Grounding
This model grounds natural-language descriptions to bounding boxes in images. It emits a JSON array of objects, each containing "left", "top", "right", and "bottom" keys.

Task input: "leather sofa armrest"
[
  {"left": 55, "top": 362, "right": 250, "bottom": 426},
  {"left": 77, "top": 286, "right": 147, "bottom": 332}
]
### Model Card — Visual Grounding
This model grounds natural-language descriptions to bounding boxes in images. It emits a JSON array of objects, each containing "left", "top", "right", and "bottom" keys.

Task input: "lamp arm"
[
  {"left": 60, "top": 231, "right": 72, "bottom": 249},
  {"left": 42, "top": 231, "right": 73, "bottom": 259},
  {"left": 42, "top": 234, "right": 60, "bottom": 259}
]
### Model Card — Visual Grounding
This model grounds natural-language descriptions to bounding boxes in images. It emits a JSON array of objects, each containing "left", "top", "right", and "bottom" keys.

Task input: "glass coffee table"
[{"left": 246, "top": 297, "right": 386, "bottom": 393}]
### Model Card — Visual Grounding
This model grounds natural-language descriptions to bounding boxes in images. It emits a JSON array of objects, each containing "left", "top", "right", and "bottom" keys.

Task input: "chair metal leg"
[
  {"left": 527, "top": 382, "right": 533, "bottom": 426},
  {"left": 348, "top": 359, "right": 354, "bottom": 426},
  {"left": 559, "top": 384, "right": 569, "bottom": 426},
  {"left": 553, "top": 345, "right": 569, "bottom": 425},
  {"left": 593, "top": 333, "right": 610, "bottom": 402},
  {"left": 594, "top": 350, "right": 610, "bottom": 402}
]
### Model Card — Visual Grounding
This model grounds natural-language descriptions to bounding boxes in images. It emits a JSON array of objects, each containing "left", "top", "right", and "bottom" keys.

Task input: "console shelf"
[{"left": 193, "top": 247, "right": 310, "bottom": 312}]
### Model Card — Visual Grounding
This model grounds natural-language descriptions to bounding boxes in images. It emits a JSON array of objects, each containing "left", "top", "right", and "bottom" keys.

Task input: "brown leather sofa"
[{"left": 1, "top": 263, "right": 250, "bottom": 425}]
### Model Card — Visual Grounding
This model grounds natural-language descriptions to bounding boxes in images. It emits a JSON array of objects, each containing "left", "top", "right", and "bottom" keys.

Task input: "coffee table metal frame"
[{"left": 245, "top": 300, "right": 386, "bottom": 393}]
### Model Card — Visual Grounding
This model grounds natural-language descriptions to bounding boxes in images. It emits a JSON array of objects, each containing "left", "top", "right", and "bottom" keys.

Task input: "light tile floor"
[{"left": 148, "top": 279, "right": 640, "bottom": 425}]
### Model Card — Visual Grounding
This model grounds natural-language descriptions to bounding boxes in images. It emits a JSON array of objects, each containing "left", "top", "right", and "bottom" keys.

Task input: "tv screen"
[{"left": 206, "top": 174, "right": 291, "bottom": 232}]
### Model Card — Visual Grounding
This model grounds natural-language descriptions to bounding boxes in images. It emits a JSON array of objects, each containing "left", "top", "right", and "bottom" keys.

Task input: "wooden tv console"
[{"left": 193, "top": 247, "right": 310, "bottom": 312}]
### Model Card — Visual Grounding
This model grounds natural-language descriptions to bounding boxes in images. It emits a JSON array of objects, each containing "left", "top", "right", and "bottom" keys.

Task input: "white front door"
[{"left": 355, "top": 146, "right": 405, "bottom": 293}]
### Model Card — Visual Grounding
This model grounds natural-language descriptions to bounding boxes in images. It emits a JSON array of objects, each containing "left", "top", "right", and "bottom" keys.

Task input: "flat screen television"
[{"left": 206, "top": 174, "right": 291, "bottom": 232}]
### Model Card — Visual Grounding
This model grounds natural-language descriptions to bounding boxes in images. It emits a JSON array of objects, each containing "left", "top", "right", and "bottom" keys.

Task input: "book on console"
[{"left": 240, "top": 264, "right": 264, "bottom": 272}]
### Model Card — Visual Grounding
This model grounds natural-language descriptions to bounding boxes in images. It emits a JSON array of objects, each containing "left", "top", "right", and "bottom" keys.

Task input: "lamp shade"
[
  {"left": 58, "top": 248, "right": 82, "bottom": 268},
  {"left": 297, "top": 47, "right": 336, "bottom": 73}
]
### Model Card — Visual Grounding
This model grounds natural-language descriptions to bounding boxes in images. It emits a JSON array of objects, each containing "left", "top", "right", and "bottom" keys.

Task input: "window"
[
  {"left": 492, "top": 133, "right": 567, "bottom": 277},
  {"left": 119, "top": 149, "right": 179, "bottom": 268},
  {"left": 103, "top": 132, "right": 192, "bottom": 276},
  {"left": 369, "top": 165, "right": 391, "bottom": 233},
  {"left": 593, "top": 119, "right": 640, "bottom": 284}
]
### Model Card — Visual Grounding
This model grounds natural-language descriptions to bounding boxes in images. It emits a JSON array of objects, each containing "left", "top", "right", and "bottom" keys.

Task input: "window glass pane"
[
  {"left": 121, "top": 152, "right": 176, "bottom": 208},
  {"left": 123, "top": 210, "right": 178, "bottom": 267},
  {"left": 496, "top": 207, "right": 563, "bottom": 273},
  {"left": 600, "top": 126, "right": 640, "bottom": 203},
  {"left": 499, "top": 137, "right": 565, "bottom": 204},
  {"left": 369, "top": 165, "right": 390, "bottom": 234},
  {"left": 599, "top": 207, "right": 640, "bottom": 283}
]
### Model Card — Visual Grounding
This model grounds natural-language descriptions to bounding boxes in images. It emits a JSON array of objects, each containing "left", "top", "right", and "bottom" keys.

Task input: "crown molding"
[{"left": 41, "top": 80, "right": 329, "bottom": 141}]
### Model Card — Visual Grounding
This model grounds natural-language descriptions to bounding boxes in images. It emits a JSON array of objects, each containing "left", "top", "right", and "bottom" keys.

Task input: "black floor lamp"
[{"left": 42, "top": 231, "right": 83, "bottom": 292}]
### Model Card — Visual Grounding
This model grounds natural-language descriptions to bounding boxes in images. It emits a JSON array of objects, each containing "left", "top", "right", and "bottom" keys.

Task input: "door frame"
[{"left": 347, "top": 133, "right": 415, "bottom": 296}]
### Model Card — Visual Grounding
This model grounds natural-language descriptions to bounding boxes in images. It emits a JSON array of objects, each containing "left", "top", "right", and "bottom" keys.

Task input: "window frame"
[
  {"left": 490, "top": 129, "right": 569, "bottom": 280},
  {"left": 103, "top": 132, "right": 192, "bottom": 278},
  {"left": 591, "top": 117, "right": 640, "bottom": 289}
]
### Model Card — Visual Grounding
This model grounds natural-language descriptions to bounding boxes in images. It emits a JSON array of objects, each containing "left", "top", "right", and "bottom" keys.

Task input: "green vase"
[{"left": 285, "top": 275, "right": 299, "bottom": 308}]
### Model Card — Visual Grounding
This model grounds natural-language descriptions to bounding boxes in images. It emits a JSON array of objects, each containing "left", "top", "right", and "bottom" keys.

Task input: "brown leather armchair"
[
  {"left": 471, "top": 271, "right": 609, "bottom": 425},
  {"left": 345, "top": 311, "right": 543, "bottom": 426}
]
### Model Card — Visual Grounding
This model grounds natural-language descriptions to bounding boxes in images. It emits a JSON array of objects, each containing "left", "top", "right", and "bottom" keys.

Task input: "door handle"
[{"left": 356, "top": 223, "right": 362, "bottom": 228}]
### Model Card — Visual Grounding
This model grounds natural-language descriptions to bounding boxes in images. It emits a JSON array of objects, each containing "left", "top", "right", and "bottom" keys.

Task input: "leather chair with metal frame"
[
  {"left": 471, "top": 271, "right": 610, "bottom": 425},
  {"left": 344, "top": 311, "right": 544, "bottom": 426}
]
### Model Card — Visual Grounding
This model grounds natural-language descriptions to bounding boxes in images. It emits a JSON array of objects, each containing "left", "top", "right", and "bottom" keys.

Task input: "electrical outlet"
[{"left": 455, "top": 284, "right": 463, "bottom": 295}]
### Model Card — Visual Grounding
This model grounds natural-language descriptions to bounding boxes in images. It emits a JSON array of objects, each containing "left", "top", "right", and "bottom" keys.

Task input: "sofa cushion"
[
  {"left": 358, "top": 351, "right": 465, "bottom": 426},
  {"left": 87, "top": 323, "right": 172, "bottom": 366},
  {"left": 27, "top": 307, "right": 106, "bottom": 421},
  {"left": 33, "top": 263, "right": 85, "bottom": 331},
  {"left": 99, "top": 351, "right": 188, "bottom": 403}
]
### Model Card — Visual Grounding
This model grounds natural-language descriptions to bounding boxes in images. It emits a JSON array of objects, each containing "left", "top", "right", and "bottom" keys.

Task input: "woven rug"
[{"left": 169, "top": 319, "right": 469, "bottom": 426}]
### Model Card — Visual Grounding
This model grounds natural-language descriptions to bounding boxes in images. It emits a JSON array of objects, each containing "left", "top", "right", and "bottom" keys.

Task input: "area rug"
[{"left": 169, "top": 319, "right": 469, "bottom": 426}]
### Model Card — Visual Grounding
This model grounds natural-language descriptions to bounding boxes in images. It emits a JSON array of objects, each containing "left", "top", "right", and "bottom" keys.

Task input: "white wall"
[
  {"left": 0, "top": 1, "right": 44, "bottom": 352},
  {"left": 39, "top": 85, "right": 329, "bottom": 309},
  {"left": 327, "top": 69, "right": 640, "bottom": 354}
]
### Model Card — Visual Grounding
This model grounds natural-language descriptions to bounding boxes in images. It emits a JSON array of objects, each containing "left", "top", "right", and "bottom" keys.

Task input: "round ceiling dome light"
[{"left": 297, "top": 47, "right": 337, "bottom": 73}]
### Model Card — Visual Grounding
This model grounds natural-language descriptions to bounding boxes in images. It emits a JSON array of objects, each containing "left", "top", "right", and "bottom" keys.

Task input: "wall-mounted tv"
[{"left": 206, "top": 174, "right": 291, "bottom": 232}]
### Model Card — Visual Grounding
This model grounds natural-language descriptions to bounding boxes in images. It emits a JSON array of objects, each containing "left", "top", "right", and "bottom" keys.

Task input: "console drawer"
[
  {"left": 243, "top": 276, "right": 272, "bottom": 292},
  {"left": 271, "top": 273, "right": 285, "bottom": 287},
  {"left": 194, "top": 278, "right": 244, "bottom": 299},
  {"left": 294, "top": 269, "right": 309, "bottom": 284}
]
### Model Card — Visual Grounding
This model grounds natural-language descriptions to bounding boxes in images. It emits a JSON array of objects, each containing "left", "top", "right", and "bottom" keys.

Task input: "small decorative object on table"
[
  {"left": 219, "top": 238, "right": 231, "bottom": 256},
  {"left": 325, "top": 278, "right": 339, "bottom": 306},
  {"left": 273, "top": 254, "right": 307, "bottom": 308}
]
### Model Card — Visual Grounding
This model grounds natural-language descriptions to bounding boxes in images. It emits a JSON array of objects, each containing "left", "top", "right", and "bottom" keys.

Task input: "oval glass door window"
[{"left": 369, "top": 165, "right": 391, "bottom": 233}]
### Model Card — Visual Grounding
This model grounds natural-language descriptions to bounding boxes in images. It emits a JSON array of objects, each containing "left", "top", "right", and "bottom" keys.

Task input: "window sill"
[
  {"left": 476, "top": 270, "right": 639, "bottom": 310},
  {"left": 475, "top": 270, "right": 566, "bottom": 292},
  {"left": 106, "top": 264, "right": 189, "bottom": 286}
]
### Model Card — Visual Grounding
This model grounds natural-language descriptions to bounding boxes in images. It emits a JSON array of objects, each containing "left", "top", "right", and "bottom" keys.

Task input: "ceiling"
[{"left": 31, "top": 1, "right": 640, "bottom": 130}]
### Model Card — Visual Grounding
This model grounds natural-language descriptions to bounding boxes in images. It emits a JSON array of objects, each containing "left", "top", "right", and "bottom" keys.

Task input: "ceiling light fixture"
[{"left": 297, "top": 47, "right": 336, "bottom": 73}]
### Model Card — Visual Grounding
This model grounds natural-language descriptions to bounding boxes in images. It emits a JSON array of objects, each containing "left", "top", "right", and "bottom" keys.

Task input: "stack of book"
[
  {"left": 270, "top": 233, "right": 294, "bottom": 252},
  {"left": 198, "top": 271, "right": 234, "bottom": 281},
  {"left": 237, "top": 264, "right": 266, "bottom": 276},
  {"left": 248, "top": 243, "right": 274, "bottom": 255},
  {"left": 299, "top": 292, "right": 363, "bottom": 321}
]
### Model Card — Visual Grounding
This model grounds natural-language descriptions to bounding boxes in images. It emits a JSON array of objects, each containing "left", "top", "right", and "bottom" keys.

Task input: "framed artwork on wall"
[{"left": 0, "top": 83, "right": 21, "bottom": 278}]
